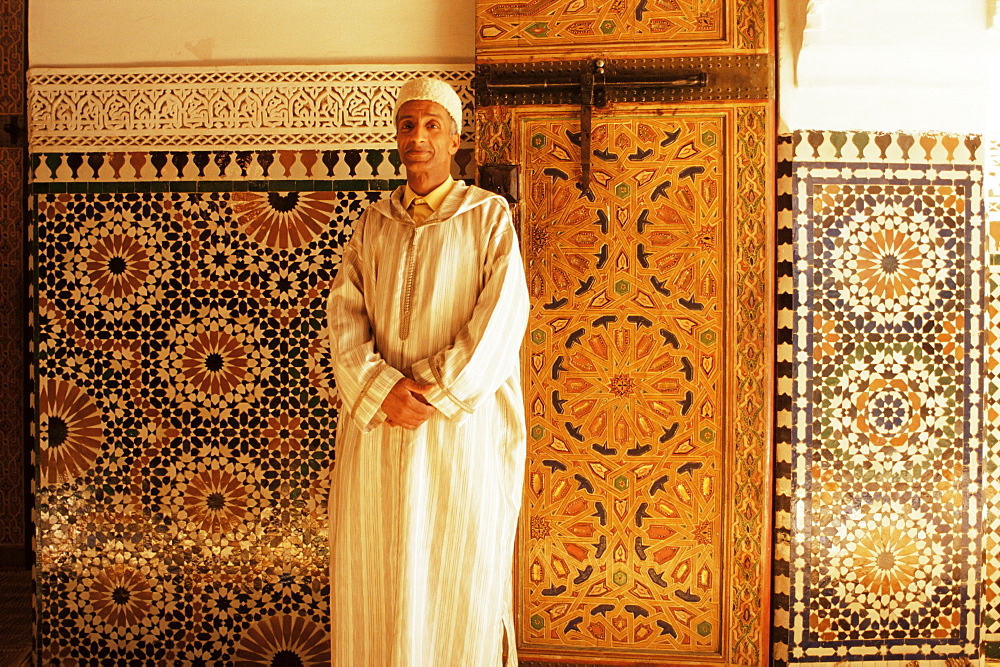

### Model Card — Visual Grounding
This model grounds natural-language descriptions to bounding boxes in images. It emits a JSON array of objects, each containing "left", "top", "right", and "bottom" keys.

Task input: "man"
[{"left": 326, "top": 77, "right": 529, "bottom": 666}]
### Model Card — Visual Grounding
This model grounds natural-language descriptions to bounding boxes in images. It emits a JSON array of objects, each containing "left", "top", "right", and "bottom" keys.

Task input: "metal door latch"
[
  {"left": 0, "top": 115, "right": 24, "bottom": 148},
  {"left": 475, "top": 58, "right": 709, "bottom": 193}
]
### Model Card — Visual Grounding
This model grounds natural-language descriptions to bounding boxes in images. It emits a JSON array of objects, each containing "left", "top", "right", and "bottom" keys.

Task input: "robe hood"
[{"left": 371, "top": 180, "right": 507, "bottom": 225}]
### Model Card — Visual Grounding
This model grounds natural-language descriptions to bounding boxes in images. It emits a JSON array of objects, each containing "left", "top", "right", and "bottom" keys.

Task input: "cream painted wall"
[
  {"left": 32, "top": 0, "right": 997, "bottom": 133},
  {"left": 778, "top": 0, "right": 997, "bottom": 134},
  {"left": 29, "top": 0, "right": 474, "bottom": 67}
]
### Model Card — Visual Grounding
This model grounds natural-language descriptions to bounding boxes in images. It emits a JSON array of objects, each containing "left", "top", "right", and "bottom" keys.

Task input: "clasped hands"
[{"left": 381, "top": 378, "right": 436, "bottom": 429}]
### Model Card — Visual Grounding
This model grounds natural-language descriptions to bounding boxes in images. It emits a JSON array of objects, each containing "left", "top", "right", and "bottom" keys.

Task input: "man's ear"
[{"left": 449, "top": 133, "right": 460, "bottom": 155}]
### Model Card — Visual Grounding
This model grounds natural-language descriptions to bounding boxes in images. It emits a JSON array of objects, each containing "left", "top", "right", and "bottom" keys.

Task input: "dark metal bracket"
[
  {"left": 474, "top": 56, "right": 769, "bottom": 192},
  {"left": 474, "top": 55, "right": 769, "bottom": 107},
  {"left": 479, "top": 164, "right": 519, "bottom": 204},
  {"left": 0, "top": 115, "right": 25, "bottom": 148}
]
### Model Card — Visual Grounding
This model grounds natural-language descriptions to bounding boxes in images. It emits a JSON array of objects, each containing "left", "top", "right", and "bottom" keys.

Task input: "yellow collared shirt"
[{"left": 403, "top": 176, "right": 455, "bottom": 225}]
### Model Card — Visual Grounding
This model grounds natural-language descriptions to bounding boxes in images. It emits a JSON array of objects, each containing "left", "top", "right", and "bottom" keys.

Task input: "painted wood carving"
[
  {"left": 476, "top": 0, "right": 767, "bottom": 60},
  {"left": 510, "top": 104, "right": 770, "bottom": 664}
]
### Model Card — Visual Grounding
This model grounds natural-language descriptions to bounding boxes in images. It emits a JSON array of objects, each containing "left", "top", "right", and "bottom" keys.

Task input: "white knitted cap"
[{"left": 393, "top": 77, "right": 463, "bottom": 134}]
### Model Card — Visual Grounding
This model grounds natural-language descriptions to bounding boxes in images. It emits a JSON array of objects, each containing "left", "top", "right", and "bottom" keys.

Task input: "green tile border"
[
  {"left": 986, "top": 641, "right": 1000, "bottom": 660},
  {"left": 30, "top": 179, "right": 410, "bottom": 195}
]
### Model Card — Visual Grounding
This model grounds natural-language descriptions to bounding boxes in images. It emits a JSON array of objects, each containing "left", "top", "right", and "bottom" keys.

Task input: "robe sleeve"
[
  {"left": 327, "top": 212, "right": 405, "bottom": 431},
  {"left": 410, "top": 200, "right": 529, "bottom": 420}
]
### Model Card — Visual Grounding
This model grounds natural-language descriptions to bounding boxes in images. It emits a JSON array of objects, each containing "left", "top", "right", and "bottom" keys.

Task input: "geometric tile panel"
[
  {"left": 34, "top": 184, "right": 369, "bottom": 662},
  {"left": 786, "top": 139, "right": 987, "bottom": 664},
  {"left": 28, "top": 65, "right": 483, "bottom": 663}
]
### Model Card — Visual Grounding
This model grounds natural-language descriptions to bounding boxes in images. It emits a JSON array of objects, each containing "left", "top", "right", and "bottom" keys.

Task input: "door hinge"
[{"left": 0, "top": 115, "right": 25, "bottom": 148}]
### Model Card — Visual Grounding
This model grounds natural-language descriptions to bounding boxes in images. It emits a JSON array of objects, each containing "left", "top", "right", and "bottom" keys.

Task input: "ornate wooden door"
[
  {"left": 474, "top": 2, "right": 774, "bottom": 665},
  {"left": 0, "top": 0, "right": 26, "bottom": 566}
]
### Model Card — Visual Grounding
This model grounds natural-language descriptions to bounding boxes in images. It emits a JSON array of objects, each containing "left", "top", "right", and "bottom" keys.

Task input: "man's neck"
[{"left": 406, "top": 173, "right": 449, "bottom": 196}]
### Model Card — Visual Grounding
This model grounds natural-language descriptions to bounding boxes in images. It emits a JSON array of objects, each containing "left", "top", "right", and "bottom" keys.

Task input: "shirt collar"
[{"left": 403, "top": 176, "right": 455, "bottom": 213}]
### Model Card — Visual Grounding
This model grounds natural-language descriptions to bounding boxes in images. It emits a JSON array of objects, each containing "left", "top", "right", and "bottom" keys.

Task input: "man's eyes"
[{"left": 400, "top": 121, "right": 440, "bottom": 131}]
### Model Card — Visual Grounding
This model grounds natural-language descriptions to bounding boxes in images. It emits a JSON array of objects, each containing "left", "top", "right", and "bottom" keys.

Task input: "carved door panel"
[
  {"left": 475, "top": 1, "right": 773, "bottom": 665},
  {"left": 476, "top": 0, "right": 766, "bottom": 58},
  {"left": 0, "top": 0, "right": 26, "bottom": 565}
]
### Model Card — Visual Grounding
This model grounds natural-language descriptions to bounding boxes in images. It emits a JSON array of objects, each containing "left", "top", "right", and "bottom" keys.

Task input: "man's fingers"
[
  {"left": 400, "top": 380, "right": 434, "bottom": 408},
  {"left": 381, "top": 378, "right": 437, "bottom": 429},
  {"left": 411, "top": 392, "right": 432, "bottom": 406},
  {"left": 401, "top": 378, "right": 434, "bottom": 394},
  {"left": 400, "top": 379, "right": 434, "bottom": 406}
]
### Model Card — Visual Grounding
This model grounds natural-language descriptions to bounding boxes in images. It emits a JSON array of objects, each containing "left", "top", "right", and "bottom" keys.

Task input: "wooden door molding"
[
  {"left": 488, "top": 101, "right": 772, "bottom": 665},
  {"left": 0, "top": 0, "right": 28, "bottom": 567},
  {"left": 476, "top": 0, "right": 770, "bottom": 62},
  {"left": 475, "top": 1, "right": 774, "bottom": 664}
]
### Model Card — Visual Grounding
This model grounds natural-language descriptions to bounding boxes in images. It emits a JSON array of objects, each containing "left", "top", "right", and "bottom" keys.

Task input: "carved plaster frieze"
[{"left": 28, "top": 65, "right": 474, "bottom": 152}]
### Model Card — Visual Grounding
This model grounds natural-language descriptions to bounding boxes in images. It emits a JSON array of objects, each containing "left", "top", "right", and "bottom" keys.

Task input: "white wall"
[
  {"left": 29, "top": 0, "right": 474, "bottom": 67},
  {"left": 779, "top": 0, "right": 997, "bottom": 134},
  {"left": 33, "top": 0, "right": 998, "bottom": 134}
]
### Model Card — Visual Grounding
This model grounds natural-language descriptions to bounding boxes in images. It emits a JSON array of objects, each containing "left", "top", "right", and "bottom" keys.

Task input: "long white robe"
[{"left": 327, "top": 181, "right": 528, "bottom": 666}]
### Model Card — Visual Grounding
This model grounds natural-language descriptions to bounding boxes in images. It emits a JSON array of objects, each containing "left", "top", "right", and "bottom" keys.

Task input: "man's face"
[{"left": 395, "top": 100, "right": 460, "bottom": 187}]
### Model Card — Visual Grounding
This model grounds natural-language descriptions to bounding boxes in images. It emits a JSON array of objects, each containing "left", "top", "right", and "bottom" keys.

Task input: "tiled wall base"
[
  {"left": 28, "top": 64, "right": 481, "bottom": 663},
  {"left": 773, "top": 134, "right": 795, "bottom": 667},
  {"left": 35, "top": 183, "right": 373, "bottom": 662}
]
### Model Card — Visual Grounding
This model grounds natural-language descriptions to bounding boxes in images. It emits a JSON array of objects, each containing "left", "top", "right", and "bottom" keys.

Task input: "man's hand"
[{"left": 381, "top": 378, "right": 436, "bottom": 429}]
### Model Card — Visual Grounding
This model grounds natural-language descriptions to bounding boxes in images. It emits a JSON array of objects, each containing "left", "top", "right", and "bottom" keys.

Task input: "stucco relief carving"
[{"left": 28, "top": 66, "right": 474, "bottom": 151}]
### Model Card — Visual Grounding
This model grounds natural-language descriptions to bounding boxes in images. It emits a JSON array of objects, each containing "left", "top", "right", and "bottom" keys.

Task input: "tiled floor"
[{"left": 0, "top": 568, "right": 33, "bottom": 665}]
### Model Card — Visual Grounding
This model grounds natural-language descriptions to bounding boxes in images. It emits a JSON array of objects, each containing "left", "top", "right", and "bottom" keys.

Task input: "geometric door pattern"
[
  {"left": 485, "top": 104, "right": 771, "bottom": 664},
  {"left": 474, "top": 0, "right": 773, "bottom": 661},
  {"left": 521, "top": 111, "right": 725, "bottom": 655},
  {"left": 477, "top": 1, "right": 726, "bottom": 54}
]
